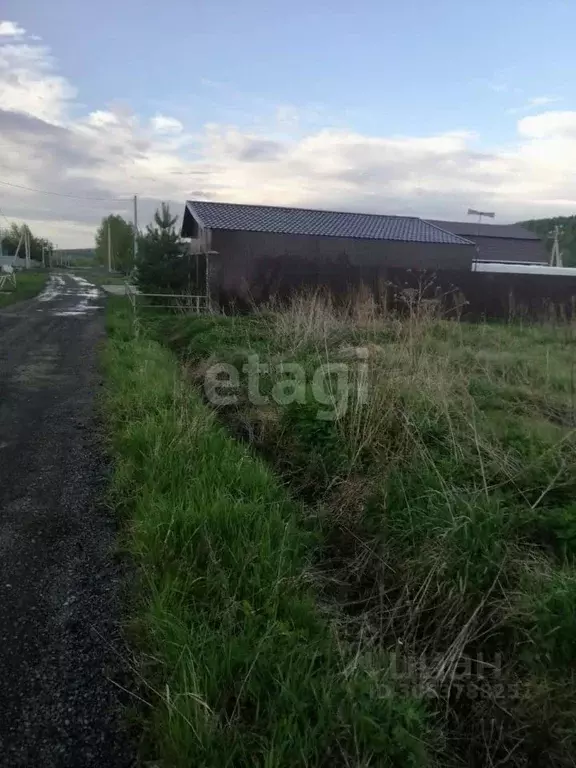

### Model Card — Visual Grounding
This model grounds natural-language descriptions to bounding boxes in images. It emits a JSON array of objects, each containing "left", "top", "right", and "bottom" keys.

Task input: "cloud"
[
  {"left": 0, "top": 38, "right": 76, "bottom": 122},
  {"left": 507, "top": 95, "right": 561, "bottom": 115},
  {"left": 2, "top": 23, "right": 576, "bottom": 248},
  {"left": 87, "top": 110, "right": 120, "bottom": 128},
  {"left": 203, "top": 128, "right": 285, "bottom": 162},
  {"left": 518, "top": 110, "right": 576, "bottom": 138},
  {"left": 529, "top": 96, "right": 560, "bottom": 107},
  {"left": 275, "top": 104, "right": 300, "bottom": 128},
  {"left": 150, "top": 114, "right": 184, "bottom": 134},
  {"left": 0, "top": 20, "right": 25, "bottom": 37}
]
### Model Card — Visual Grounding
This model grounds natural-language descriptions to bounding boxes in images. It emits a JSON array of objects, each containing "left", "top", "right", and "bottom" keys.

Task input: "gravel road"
[{"left": 0, "top": 274, "right": 134, "bottom": 767}]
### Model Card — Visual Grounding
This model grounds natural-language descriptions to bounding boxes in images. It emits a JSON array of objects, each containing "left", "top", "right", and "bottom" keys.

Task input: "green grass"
[
  {"left": 0, "top": 270, "right": 48, "bottom": 307},
  {"left": 103, "top": 299, "right": 434, "bottom": 767},
  {"left": 135, "top": 295, "right": 576, "bottom": 766}
]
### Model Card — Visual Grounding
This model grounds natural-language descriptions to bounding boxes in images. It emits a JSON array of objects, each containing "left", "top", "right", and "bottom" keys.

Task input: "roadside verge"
[
  {"left": 0, "top": 270, "right": 48, "bottom": 308},
  {"left": 101, "top": 299, "right": 432, "bottom": 767}
]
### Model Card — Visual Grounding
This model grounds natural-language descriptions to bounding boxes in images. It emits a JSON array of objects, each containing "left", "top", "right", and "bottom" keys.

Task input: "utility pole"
[
  {"left": 14, "top": 230, "right": 24, "bottom": 260},
  {"left": 133, "top": 194, "right": 138, "bottom": 263},
  {"left": 550, "top": 225, "right": 564, "bottom": 267},
  {"left": 25, "top": 228, "right": 30, "bottom": 270},
  {"left": 108, "top": 218, "right": 112, "bottom": 273}
]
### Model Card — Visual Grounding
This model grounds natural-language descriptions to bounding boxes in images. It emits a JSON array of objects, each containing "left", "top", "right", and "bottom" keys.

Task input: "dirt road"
[{"left": 0, "top": 274, "right": 133, "bottom": 767}]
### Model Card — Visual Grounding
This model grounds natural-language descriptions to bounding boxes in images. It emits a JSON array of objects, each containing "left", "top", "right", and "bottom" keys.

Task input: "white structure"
[
  {"left": 0, "top": 264, "right": 16, "bottom": 290},
  {"left": 472, "top": 261, "right": 576, "bottom": 277}
]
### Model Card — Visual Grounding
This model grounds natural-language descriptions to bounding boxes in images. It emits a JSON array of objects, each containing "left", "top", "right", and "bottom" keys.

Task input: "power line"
[{"left": 0, "top": 178, "right": 130, "bottom": 202}]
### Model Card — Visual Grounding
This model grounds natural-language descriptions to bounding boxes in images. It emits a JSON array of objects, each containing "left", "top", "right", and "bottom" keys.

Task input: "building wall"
[
  {"left": 186, "top": 226, "right": 576, "bottom": 318},
  {"left": 457, "top": 272, "right": 576, "bottom": 319},
  {"left": 471, "top": 236, "right": 548, "bottom": 264},
  {"left": 208, "top": 229, "right": 474, "bottom": 303}
]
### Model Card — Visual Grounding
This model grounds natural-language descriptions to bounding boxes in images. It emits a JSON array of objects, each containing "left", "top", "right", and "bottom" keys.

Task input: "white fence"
[
  {"left": 0, "top": 257, "right": 29, "bottom": 270},
  {"left": 125, "top": 283, "right": 211, "bottom": 314}
]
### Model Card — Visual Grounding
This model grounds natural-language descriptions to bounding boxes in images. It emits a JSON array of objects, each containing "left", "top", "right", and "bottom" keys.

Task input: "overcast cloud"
[{"left": 1, "top": 20, "right": 576, "bottom": 247}]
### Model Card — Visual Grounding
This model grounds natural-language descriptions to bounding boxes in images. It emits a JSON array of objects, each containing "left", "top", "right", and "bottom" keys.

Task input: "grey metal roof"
[
  {"left": 185, "top": 201, "right": 474, "bottom": 245},
  {"left": 427, "top": 219, "right": 540, "bottom": 240}
]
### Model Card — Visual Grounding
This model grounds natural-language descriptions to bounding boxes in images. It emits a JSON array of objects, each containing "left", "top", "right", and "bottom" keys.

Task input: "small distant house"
[{"left": 181, "top": 200, "right": 476, "bottom": 304}]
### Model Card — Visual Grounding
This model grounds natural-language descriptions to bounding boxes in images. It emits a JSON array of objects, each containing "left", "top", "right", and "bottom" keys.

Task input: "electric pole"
[
  {"left": 14, "top": 230, "right": 24, "bottom": 260},
  {"left": 25, "top": 227, "right": 30, "bottom": 270},
  {"left": 550, "top": 225, "right": 564, "bottom": 267},
  {"left": 108, "top": 218, "right": 112, "bottom": 273},
  {"left": 133, "top": 194, "right": 138, "bottom": 263}
]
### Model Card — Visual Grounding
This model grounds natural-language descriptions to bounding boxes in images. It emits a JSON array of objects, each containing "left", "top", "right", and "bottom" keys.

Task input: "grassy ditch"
[
  {"left": 0, "top": 270, "right": 48, "bottom": 307},
  {"left": 141, "top": 293, "right": 576, "bottom": 767},
  {"left": 103, "top": 298, "right": 435, "bottom": 767}
]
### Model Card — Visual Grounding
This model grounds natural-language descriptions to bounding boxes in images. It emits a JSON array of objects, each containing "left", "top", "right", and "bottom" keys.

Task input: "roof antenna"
[{"left": 468, "top": 208, "right": 495, "bottom": 237}]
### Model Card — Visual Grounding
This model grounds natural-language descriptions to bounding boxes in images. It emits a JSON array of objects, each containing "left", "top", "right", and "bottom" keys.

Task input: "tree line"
[
  {"left": 1, "top": 222, "right": 54, "bottom": 262},
  {"left": 95, "top": 203, "right": 204, "bottom": 294}
]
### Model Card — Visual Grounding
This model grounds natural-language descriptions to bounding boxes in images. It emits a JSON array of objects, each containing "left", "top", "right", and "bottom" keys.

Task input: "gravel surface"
[{"left": 0, "top": 274, "right": 135, "bottom": 767}]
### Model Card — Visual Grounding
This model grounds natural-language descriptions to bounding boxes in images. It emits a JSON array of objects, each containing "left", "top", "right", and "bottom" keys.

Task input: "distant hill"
[
  {"left": 57, "top": 247, "right": 96, "bottom": 261},
  {"left": 521, "top": 216, "right": 576, "bottom": 266}
]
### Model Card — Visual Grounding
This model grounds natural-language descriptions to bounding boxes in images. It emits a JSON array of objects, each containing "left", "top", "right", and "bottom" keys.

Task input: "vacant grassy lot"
[
  {"left": 0, "top": 271, "right": 48, "bottom": 307},
  {"left": 131, "top": 292, "right": 576, "bottom": 767},
  {"left": 103, "top": 299, "right": 432, "bottom": 767}
]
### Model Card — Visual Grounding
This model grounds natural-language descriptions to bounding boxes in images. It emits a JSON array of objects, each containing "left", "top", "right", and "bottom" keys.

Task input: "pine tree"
[
  {"left": 136, "top": 203, "right": 192, "bottom": 294},
  {"left": 152, "top": 202, "right": 178, "bottom": 233}
]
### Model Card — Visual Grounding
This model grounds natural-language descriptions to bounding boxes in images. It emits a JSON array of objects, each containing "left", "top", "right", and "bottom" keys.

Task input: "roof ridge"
[
  {"left": 188, "top": 199, "right": 421, "bottom": 222},
  {"left": 427, "top": 218, "right": 540, "bottom": 240},
  {"left": 421, "top": 219, "right": 476, "bottom": 246}
]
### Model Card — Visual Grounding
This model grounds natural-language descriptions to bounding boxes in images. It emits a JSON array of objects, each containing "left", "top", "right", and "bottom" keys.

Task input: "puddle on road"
[
  {"left": 54, "top": 300, "right": 100, "bottom": 317},
  {"left": 37, "top": 275, "right": 65, "bottom": 302},
  {"left": 35, "top": 274, "right": 102, "bottom": 316}
]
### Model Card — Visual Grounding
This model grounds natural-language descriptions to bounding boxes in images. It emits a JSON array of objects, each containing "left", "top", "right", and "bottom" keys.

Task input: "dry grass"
[
  {"left": 104, "top": 298, "right": 438, "bottom": 767},
  {"left": 140, "top": 289, "right": 576, "bottom": 766}
]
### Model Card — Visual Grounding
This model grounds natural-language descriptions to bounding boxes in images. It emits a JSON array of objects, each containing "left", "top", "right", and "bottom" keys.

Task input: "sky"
[{"left": 2, "top": 0, "right": 576, "bottom": 247}]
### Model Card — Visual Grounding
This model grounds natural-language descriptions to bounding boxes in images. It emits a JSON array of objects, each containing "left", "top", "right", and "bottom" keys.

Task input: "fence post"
[{"left": 205, "top": 251, "right": 211, "bottom": 314}]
